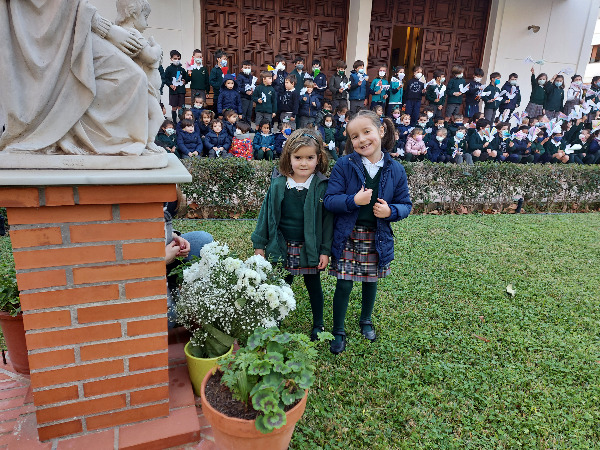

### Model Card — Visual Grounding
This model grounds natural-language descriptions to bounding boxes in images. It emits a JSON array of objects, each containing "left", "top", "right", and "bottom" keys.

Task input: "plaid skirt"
[
  {"left": 329, "top": 226, "right": 391, "bottom": 282},
  {"left": 524, "top": 102, "right": 544, "bottom": 118},
  {"left": 285, "top": 241, "right": 319, "bottom": 275}
]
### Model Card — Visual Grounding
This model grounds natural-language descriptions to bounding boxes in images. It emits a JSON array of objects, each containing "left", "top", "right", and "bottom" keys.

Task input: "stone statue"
[{"left": 0, "top": 0, "right": 168, "bottom": 169}]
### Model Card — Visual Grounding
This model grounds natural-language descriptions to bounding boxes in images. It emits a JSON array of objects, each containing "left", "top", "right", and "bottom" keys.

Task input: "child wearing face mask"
[
  {"left": 310, "top": 59, "right": 328, "bottom": 105},
  {"left": 318, "top": 114, "right": 338, "bottom": 161},
  {"left": 468, "top": 118, "right": 492, "bottom": 162},
  {"left": 525, "top": 68, "right": 548, "bottom": 118},
  {"left": 445, "top": 65, "right": 465, "bottom": 118},
  {"left": 348, "top": 60, "right": 369, "bottom": 113},
  {"left": 545, "top": 128, "right": 569, "bottom": 164},
  {"left": 329, "top": 60, "right": 350, "bottom": 114},
  {"left": 482, "top": 72, "right": 502, "bottom": 122},
  {"left": 404, "top": 66, "right": 426, "bottom": 126},
  {"left": 465, "top": 68, "right": 485, "bottom": 118},
  {"left": 585, "top": 75, "right": 600, "bottom": 106},
  {"left": 230, "top": 120, "right": 253, "bottom": 160},
  {"left": 387, "top": 67, "right": 404, "bottom": 116},
  {"left": 425, "top": 70, "right": 447, "bottom": 120},
  {"left": 155, "top": 119, "right": 181, "bottom": 158},
  {"left": 427, "top": 128, "right": 450, "bottom": 163},
  {"left": 509, "top": 126, "right": 534, "bottom": 164},
  {"left": 448, "top": 126, "right": 472, "bottom": 164},
  {"left": 405, "top": 127, "right": 427, "bottom": 161},
  {"left": 290, "top": 57, "right": 306, "bottom": 94},
  {"left": 190, "top": 97, "right": 205, "bottom": 123},
  {"left": 498, "top": 73, "right": 521, "bottom": 119},
  {"left": 163, "top": 50, "right": 189, "bottom": 123},
  {"left": 209, "top": 50, "right": 228, "bottom": 114},
  {"left": 188, "top": 49, "right": 210, "bottom": 105},
  {"left": 564, "top": 75, "right": 584, "bottom": 116},
  {"left": 335, "top": 110, "right": 351, "bottom": 155},
  {"left": 237, "top": 60, "right": 255, "bottom": 124},
  {"left": 369, "top": 65, "right": 390, "bottom": 111},
  {"left": 543, "top": 74, "right": 565, "bottom": 120}
]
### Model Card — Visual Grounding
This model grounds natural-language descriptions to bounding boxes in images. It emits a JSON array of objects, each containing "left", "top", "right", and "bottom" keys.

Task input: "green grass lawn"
[
  {"left": 2, "top": 214, "right": 599, "bottom": 448},
  {"left": 175, "top": 214, "right": 600, "bottom": 449}
]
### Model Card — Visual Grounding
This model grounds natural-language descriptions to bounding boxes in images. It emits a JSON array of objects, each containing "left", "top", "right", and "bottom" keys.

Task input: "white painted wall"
[
  {"left": 483, "top": 0, "right": 600, "bottom": 109},
  {"left": 88, "top": 0, "right": 199, "bottom": 105}
]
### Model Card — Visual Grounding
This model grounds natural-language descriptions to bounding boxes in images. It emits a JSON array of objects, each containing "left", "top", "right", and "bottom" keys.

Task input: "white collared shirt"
[
  {"left": 286, "top": 174, "right": 314, "bottom": 190},
  {"left": 361, "top": 155, "right": 384, "bottom": 178}
]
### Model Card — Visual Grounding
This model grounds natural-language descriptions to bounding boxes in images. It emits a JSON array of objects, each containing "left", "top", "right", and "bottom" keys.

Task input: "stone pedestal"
[{"left": 0, "top": 155, "right": 192, "bottom": 441}]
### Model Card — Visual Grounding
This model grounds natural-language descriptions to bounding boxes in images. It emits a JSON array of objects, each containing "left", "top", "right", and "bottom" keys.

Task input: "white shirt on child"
[
  {"left": 286, "top": 174, "right": 314, "bottom": 190},
  {"left": 361, "top": 155, "right": 384, "bottom": 178}
]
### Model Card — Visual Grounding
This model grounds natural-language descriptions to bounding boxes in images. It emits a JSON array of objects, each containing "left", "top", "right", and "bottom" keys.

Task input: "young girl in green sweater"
[{"left": 251, "top": 129, "right": 333, "bottom": 340}]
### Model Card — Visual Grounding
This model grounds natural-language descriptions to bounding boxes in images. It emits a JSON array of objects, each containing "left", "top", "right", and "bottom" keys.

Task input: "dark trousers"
[
  {"left": 465, "top": 103, "right": 480, "bottom": 118},
  {"left": 386, "top": 103, "right": 401, "bottom": 116},
  {"left": 241, "top": 98, "right": 253, "bottom": 123},
  {"left": 405, "top": 100, "right": 421, "bottom": 125}
]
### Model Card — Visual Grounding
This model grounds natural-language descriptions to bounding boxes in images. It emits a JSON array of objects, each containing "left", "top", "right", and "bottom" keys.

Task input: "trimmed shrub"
[{"left": 181, "top": 159, "right": 600, "bottom": 217}]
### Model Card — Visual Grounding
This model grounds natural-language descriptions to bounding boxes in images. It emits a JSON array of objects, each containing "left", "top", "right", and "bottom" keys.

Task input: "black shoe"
[
  {"left": 329, "top": 332, "right": 346, "bottom": 355},
  {"left": 310, "top": 325, "right": 325, "bottom": 342},
  {"left": 359, "top": 320, "right": 376, "bottom": 342}
]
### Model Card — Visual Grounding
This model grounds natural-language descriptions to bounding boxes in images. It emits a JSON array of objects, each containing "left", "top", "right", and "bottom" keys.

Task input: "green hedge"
[{"left": 181, "top": 159, "right": 600, "bottom": 217}]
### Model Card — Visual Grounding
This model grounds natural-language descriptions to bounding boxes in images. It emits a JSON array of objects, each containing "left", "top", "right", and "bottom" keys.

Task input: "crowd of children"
[{"left": 155, "top": 49, "right": 600, "bottom": 165}]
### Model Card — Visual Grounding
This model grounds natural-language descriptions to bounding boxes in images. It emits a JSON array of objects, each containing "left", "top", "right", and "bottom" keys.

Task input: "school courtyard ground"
[{"left": 1, "top": 212, "right": 599, "bottom": 447}]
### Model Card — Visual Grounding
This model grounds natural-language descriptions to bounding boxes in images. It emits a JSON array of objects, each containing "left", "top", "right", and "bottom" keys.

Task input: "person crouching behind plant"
[
  {"left": 323, "top": 110, "right": 412, "bottom": 355},
  {"left": 155, "top": 119, "right": 181, "bottom": 158},
  {"left": 252, "top": 120, "right": 276, "bottom": 160},
  {"left": 251, "top": 129, "right": 333, "bottom": 341}
]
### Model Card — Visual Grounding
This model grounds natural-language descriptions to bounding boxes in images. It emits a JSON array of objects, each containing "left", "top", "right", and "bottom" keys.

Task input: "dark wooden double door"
[
  {"left": 202, "top": 0, "right": 349, "bottom": 76},
  {"left": 369, "top": 0, "right": 491, "bottom": 80}
]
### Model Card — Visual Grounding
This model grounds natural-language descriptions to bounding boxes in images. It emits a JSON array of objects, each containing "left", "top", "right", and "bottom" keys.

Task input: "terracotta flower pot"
[
  {"left": 184, "top": 342, "right": 233, "bottom": 396},
  {"left": 0, "top": 311, "right": 29, "bottom": 374},
  {"left": 200, "top": 369, "right": 308, "bottom": 450}
]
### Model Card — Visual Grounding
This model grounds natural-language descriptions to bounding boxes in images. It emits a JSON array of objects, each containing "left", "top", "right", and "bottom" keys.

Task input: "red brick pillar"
[{"left": 0, "top": 183, "right": 176, "bottom": 441}]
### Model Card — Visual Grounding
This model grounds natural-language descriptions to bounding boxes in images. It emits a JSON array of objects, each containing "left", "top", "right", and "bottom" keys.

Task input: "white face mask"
[
  {"left": 418, "top": 122, "right": 427, "bottom": 127},
  {"left": 572, "top": 80, "right": 582, "bottom": 86},
  {"left": 276, "top": 62, "right": 285, "bottom": 70},
  {"left": 436, "top": 135, "right": 444, "bottom": 142},
  {"left": 379, "top": 71, "right": 386, "bottom": 77},
  {"left": 194, "top": 58, "right": 202, "bottom": 65},
  {"left": 509, "top": 80, "right": 517, "bottom": 86},
  {"left": 457, "top": 73, "right": 463, "bottom": 78},
  {"left": 338, "top": 115, "right": 345, "bottom": 121},
  {"left": 324, "top": 121, "right": 332, "bottom": 128},
  {"left": 474, "top": 77, "right": 482, "bottom": 83},
  {"left": 358, "top": 68, "right": 365, "bottom": 74},
  {"left": 235, "top": 129, "right": 243, "bottom": 135},
  {"left": 172, "top": 59, "right": 181, "bottom": 66},
  {"left": 397, "top": 73, "right": 405, "bottom": 80},
  {"left": 165, "top": 128, "right": 175, "bottom": 135},
  {"left": 242, "top": 68, "right": 251, "bottom": 75},
  {"left": 440, "top": 77, "right": 446, "bottom": 83},
  {"left": 427, "top": 112, "right": 433, "bottom": 118},
  {"left": 221, "top": 59, "right": 228, "bottom": 67}
]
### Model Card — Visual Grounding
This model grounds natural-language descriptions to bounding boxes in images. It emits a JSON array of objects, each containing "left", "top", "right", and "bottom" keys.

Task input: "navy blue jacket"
[
  {"left": 299, "top": 92, "right": 321, "bottom": 117},
  {"left": 223, "top": 121, "right": 236, "bottom": 139},
  {"left": 198, "top": 122, "right": 210, "bottom": 138},
  {"left": 404, "top": 78, "right": 424, "bottom": 102},
  {"left": 323, "top": 152, "right": 412, "bottom": 267},
  {"left": 465, "top": 79, "right": 482, "bottom": 106},
  {"left": 279, "top": 89, "right": 300, "bottom": 115},
  {"left": 349, "top": 70, "right": 368, "bottom": 101},
  {"left": 237, "top": 72, "right": 255, "bottom": 100},
  {"left": 427, "top": 138, "right": 448, "bottom": 161},
  {"left": 498, "top": 81, "right": 522, "bottom": 112},
  {"left": 589, "top": 139, "right": 600, "bottom": 154},
  {"left": 176, "top": 128, "right": 202, "bottom": 156},
  {"left": 217, "top": 74, "right": 242, "bottom": 115},
  {"left": 274, "top": 133, "right": 287, "bottom": 157},
  {"left": 203, "top": 130, "right": 231, "bottom": 153},
  {"left": 311, "top": 72, "right": 328, "bottom": 101},
  {"left": 271, "top": 69, "right": 288, "bottom": 98}
]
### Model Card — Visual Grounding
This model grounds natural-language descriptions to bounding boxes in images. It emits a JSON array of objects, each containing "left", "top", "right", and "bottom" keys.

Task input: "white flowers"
[{"left": 175, "top": 241, "right": 295, "bottom": 352}]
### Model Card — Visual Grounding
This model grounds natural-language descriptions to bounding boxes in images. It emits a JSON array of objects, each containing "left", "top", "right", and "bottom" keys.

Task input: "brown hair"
[
  {"left": 259, "top": 71, "right": 273, "bottom": 82},
  {"left": 201, "top": 110, "right": 215, "bottom": 120},
  {"left": 285, "top": 74, "right": 297, "bottom": 86},
  {"left": 304, "top": 80, "right": 314, "bottom": 88},
  {"left": 451, "top": 65, "right": 464, "bottom": 75},
  {"left": 343, "top": 109, "right": 395, "bottom": 155},
  {"left": 209, "top": 118, "right": 223, "bottom": 130},
  {"left": 223, "top": 110, "right": 238, "bottom": 121},
  {"left": 278, "top": 128, "right": 329, "bottom": 177}
]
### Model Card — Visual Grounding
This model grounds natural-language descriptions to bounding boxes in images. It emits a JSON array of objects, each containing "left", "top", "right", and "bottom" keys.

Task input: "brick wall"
[{"left": 0, "top": 184, "right": 176, "bottom": 441}]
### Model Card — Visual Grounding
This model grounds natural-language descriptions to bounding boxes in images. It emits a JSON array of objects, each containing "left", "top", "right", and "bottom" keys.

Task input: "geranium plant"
[
  {"left": 217, "top": 327, "right": 333, "bottom": 434},
  {"left": 175, "top": 242, "right": 296, "bottom": 358}
]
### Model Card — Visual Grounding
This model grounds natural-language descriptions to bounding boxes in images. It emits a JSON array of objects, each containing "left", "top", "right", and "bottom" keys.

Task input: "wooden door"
[
  {"left": 202, "top": 0, "right": 348, "bottom": 77},
  {"left": 368, "top": 0, "right": 490, "bottom": 81}
]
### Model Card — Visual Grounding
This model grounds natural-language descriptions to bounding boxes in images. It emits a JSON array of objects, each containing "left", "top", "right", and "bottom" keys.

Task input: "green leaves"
[{"left": 255, "top": 410, "right": 287, "bottom": 434}]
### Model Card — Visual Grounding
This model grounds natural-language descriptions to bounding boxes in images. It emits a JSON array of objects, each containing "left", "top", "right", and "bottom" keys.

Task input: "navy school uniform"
[
  {"left": 203, "top": 130, "right": 232, "bottom": 154},
  {"left": 404, "top": 77, "right": 425, "bottom": 125},
  {"left": 465, "top": 79, "right": 483, "bottom": 118},
  {"left": 279, "top": 89, "right": 300, "bottom": 116},
  {"left": 273, "top": 132, "right": 287, "bottom": 158},
  {"left": 308, "top": 71, "right": 328, "bottom": 102},
  {"left": 498, "top": 81, "right": 521, "bottom": 114},
  {"left": 217, "top": 74, "right": 242, "bottom": 116},
  {"left": 427, "top": 138, "right": 450, "bottom": 163},
  {"left": 176, "top": 127, "right": 203, "bottom": 157}
]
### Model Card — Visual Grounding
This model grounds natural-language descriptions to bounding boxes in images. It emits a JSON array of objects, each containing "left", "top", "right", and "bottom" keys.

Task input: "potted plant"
[
  {"left": 175, "top": 241, "right": 296, "bottom": 394},
  {"left": 200, "top": 327, "right": 332, "bottom": 449},
  {"left": 0, "top": 254, "right": 29, "bottom": 374}
]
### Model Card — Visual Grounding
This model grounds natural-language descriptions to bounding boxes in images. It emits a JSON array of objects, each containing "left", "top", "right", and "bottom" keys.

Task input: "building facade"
[{"left": 92, "top": 0, "right": 600, "bottom": 108}]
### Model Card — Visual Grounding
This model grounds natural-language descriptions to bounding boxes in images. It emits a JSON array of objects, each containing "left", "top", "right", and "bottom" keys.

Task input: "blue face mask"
[
  {"left": 283, "top": 128, "right": 292, "bottom": 136},
  {"left": 537, "top": 136, "right": 544, "bottom": 142},
  {"left": 494, "top": 79, "right": 501, "bottom": 85},
  {"left": 455, "top": 131, "right": 465, "bottom": 139},
  {"left": 502, "top": 130, "right": 510, "bottom": 137},
  {"left": 553, "top": 136, "right": 562, "bottom": 142}
]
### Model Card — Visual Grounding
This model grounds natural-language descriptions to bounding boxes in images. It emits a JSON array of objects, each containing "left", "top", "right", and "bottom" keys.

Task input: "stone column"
[
  {"left": 0, "top": 155, "right": 191, "bottom": 441},
  {"left": 345, "top": 0, "right": 373, "bottom": 68}
]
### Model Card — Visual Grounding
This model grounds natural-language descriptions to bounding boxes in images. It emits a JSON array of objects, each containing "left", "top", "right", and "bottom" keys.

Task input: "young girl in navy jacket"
[{"left": 323, "top": 110, "right": 412, "bottom": 354}]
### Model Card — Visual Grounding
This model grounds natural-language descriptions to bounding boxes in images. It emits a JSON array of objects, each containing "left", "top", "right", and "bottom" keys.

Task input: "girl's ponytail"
[{"left": 343, "top": 109, "right": 396, "bottom": 155}]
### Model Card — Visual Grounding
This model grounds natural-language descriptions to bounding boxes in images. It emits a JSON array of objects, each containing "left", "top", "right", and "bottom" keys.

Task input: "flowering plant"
[{"left": 175, "top": 241, "right": 296, "bottom": 358}]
